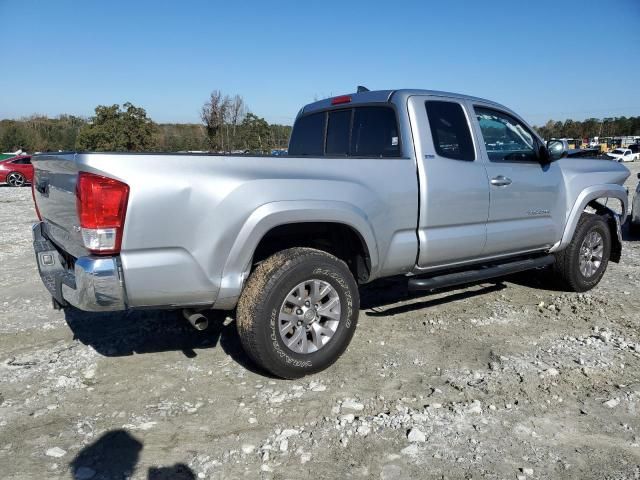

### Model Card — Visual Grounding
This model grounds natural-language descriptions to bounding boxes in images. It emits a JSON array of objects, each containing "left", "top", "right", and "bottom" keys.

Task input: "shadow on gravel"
[
  {"left": 63, "top": 308, "right": 271, "bottom": 376},
  {"left": 361, "top": 276, "right": 508, "bottom": 316},
  {"left": 70, "top": 429, "right": 195, "bottom": 480},
  {"left": 623, "top": 221, "right": 640, "bottom": 242}
]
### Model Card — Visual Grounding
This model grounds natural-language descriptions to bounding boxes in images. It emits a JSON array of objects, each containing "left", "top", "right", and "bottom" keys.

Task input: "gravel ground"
[{"left": 1, "top": 165, "right": 640, "bottom": 480}]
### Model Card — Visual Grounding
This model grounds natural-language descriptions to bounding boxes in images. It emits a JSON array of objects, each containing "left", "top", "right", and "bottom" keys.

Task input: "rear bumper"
[{"left": 32, "top": 222, "right": 126, "bottom": 311}]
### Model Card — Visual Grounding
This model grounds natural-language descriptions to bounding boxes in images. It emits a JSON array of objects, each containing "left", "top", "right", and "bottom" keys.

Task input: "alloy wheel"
[{"left": 278, "top": 278, "right": 341, "bottom": 354}]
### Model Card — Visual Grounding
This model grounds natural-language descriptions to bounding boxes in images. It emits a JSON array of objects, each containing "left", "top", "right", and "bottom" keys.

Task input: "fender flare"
[
  {"left": 214, "top": 200, "right": 379, "bottom": 307},
  {"left": 551, "top": 184, "right": 628, "bottom": 252}
]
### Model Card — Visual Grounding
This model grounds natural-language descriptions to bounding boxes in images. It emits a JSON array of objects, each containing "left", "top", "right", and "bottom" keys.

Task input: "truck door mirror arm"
[{"left": 538, "top": 144, "right": 551, "bottom": 165}]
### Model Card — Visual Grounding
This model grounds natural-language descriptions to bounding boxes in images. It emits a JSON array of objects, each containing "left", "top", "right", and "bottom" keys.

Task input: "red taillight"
[
  {"left": 31, "top": 181, "right": 42, "bottom": 221},
  {"left": 331, "top": 95, "right": 351, "bottom": 105},
  {"left": 76, "top": 172, "right": 129, "bottom": 254}
]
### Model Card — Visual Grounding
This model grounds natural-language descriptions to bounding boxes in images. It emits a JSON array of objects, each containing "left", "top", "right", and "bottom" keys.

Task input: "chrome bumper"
[{"left": 32, "top": 222, "right": 126, "bottom": 311}]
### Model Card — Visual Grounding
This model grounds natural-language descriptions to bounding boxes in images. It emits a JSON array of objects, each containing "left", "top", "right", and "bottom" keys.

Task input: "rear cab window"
[
  {"left": 326, "top": 110, "right": 352, "bottom": 156},
  {"left": 350, "top": 107, "right": 400, "bottom": 157},
  {"left": 288, "top": 112, "right": 325, "bottom": 156},
  {"left": 289, "top": 106, "right": 401, "bottom": 158}
]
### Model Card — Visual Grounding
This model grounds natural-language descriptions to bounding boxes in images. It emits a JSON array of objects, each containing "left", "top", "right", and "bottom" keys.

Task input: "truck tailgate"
[{"left": 32, "top": 153, "right": 87, "bottom": 258}]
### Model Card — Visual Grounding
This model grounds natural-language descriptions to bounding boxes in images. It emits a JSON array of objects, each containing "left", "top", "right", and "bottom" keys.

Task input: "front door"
[
  {"left": 408, "top": 95, "right": 490, "bottom": 269},
  {"left": 471, "top": 104, "right": 564, "bottom": 256}
]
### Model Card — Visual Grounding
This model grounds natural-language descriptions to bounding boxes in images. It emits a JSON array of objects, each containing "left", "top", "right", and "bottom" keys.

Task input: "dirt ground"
[{"left": 1, "top": 164, "right": 639, "bottom": 480}]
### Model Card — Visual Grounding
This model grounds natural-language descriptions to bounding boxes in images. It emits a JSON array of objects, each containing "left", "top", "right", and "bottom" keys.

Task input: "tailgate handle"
[{"left": 35, "top": 179, "right": 49, "bottom": 196}]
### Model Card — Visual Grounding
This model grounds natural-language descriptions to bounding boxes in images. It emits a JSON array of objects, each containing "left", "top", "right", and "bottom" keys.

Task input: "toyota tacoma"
[{"left": 31, "top": 88, "right": 630, "bottom": 378}]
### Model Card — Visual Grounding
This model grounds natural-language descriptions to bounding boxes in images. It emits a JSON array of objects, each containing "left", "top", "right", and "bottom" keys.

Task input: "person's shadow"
[{"left": 70, "top": 429, "right": 195, "bottom": 480}]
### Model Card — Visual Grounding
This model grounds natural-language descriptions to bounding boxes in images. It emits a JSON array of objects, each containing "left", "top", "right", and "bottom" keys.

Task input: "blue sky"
[{"left": 1, "top": 0, "right": 639, "bottom": 126}]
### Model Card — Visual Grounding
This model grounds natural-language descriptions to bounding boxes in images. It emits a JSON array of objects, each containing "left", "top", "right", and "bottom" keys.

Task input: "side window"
[
  {"left": 326, "top": 109, "right": 351, "bottom": 156},
  {"left": 475, "top": 107, "right": 537, "bottom": 162},
  {"left": 351, "top": 107, "right": 400, "bottom": 157},
  {"left": 288, "top": 112, "right": 325, "bottom": 156},
  {"left": 425, "top": 101, "right": 475, "bottom": 161}
]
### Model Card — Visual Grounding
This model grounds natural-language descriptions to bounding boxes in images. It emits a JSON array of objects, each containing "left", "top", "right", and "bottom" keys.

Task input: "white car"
[
  {"left": 631, "top": 173, "right": 640, "bottom": 233},
  {"left": 607, "top": 148, "right": 637, "bottom": 162}
]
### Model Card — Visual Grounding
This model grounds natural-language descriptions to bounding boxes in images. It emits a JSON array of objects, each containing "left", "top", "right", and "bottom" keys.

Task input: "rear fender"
[{"left": 214, "top": 200, "right": 379, "bottom": 309}]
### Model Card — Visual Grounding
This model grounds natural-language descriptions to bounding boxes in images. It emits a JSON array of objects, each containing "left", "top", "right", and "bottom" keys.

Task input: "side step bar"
[{"left": 408, "top": 255, "right": 555, "bottom": 292}]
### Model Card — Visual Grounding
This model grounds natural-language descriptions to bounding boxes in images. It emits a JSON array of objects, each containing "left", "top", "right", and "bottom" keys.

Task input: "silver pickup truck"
[{"left": 31, "top": 88, "right": 630, "bottom": 378}]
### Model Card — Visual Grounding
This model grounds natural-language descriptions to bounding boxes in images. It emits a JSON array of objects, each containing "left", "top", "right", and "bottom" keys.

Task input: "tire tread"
[
  {"left": 553, "top": 213, "right": 610, "bottom": 292},
  {"left": 236, "top": 247, "right": 357, "bottom": 378}
]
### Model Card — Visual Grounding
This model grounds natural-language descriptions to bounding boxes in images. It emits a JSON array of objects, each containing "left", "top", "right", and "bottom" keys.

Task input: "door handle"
[{"left": 490, "top": 175, "right": 512, "bottom": 186}]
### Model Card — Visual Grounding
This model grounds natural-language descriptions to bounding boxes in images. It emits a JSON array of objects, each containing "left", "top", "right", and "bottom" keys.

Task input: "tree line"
[
  {"left": 2, "top": 94, "right": 638, "bottom": 153},
  {"left": 534, "top": 116, "right": 640, "bottom": 140},
  {"left": 0, "top": 91, "right": 292, "bottom": 154}
]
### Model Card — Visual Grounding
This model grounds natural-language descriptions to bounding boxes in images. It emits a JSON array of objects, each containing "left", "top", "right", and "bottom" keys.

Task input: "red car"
[{"left": 0, "top": 156, "right": 33, "bottom": 187}]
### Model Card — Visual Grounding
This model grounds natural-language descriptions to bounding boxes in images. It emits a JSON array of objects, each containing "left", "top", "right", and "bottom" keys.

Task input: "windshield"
[{"left": 612, "top": 149, "right": 624, "bottom": 154}]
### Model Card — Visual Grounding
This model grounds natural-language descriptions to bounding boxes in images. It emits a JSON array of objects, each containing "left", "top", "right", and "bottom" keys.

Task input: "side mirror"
[{"left": 546, "top": 140, "right": 567, "bottom": 161}]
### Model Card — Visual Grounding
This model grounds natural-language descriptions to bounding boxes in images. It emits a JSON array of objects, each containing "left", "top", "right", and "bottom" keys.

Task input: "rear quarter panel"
[{"left": 76, "top": 153, "right": 419, "bottom": 308}]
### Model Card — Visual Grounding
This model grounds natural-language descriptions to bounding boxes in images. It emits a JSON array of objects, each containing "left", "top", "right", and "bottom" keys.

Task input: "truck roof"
[{"left": 301, "top": 89, "right": 509, "bottom": 116}]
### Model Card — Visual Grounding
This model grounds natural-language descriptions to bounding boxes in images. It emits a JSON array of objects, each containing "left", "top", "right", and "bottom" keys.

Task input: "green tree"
[
  {"left": 0, "top": 121, "right": 31, "bottom": 151},
  {"left": 239, "top": 113, "right": 271, "bottom": 153},
  {"left": 76, "top": 102, "right": 156, "bottom": 151}
]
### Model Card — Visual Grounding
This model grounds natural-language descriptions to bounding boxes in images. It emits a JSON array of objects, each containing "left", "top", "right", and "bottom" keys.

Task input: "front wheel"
[
  {"left": 553, "top": 213, "right": 611, "bottom": 292},
  {"left": 236, "top": 247, "right": 359, "bottom": 379}
]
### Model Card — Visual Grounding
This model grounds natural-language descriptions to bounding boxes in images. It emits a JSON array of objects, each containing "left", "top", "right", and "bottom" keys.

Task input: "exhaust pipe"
[{"left": 182, "top": 309, "right": 208, "bottom": 331}]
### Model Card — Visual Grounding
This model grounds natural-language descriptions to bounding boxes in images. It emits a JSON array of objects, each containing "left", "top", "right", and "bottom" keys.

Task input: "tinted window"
[
  {"left": 475, "top": 107, "right": 536, "bottom": 162},
  {"left": 425, "top": 101, "right": 475, "bottom": 161},
  {"left": 351, "top": 107, "right": 400, "bottom": 157},
  {"left": 288, "top": 112, "right": 325, "bottom": 156},
  {"left": 12, "top": 157, "right": 31, "bottom": 164},
  {"left": 326, "top": 109, "right": 351, "bottom": 155}
]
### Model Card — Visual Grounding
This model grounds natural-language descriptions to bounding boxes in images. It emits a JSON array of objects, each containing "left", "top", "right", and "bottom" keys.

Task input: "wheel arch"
[
  {"left": 214, "top": 201, "right": 379, "bottom": 309},
  {"left": 551, "top": 184, "right": 627, "bottom": 262}
]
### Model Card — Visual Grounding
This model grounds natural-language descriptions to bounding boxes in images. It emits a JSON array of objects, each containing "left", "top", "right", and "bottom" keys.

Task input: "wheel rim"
[
  {"left": 578, "top": 230, "right": 604, "bottom": 278},
  {"left": 7, "top": 172, "right": 25, "bottom": 187},
  {"left": 278, "top": 278, "right": 341, "bottom": 354}
]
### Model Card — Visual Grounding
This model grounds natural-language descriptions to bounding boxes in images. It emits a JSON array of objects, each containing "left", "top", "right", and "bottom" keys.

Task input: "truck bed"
[{"left": 32, "top": 151, "right": 420, "bottom": 309}]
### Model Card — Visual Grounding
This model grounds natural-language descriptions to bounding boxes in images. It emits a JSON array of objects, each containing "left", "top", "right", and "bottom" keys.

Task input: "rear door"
[
  {"left": 408, "top": 95, "right": 490, "bottom": 268},
  {"left": 471, "top": 104, "right": 563, "bottom": 256}
]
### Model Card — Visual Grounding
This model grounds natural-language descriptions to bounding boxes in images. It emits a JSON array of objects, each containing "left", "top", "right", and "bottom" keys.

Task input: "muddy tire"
[
  {"left": 236, "top": 247, "right": 359, "bottom": 379},
  {"left": 553, "top": 213, "right": 611, "bottom": 292}
]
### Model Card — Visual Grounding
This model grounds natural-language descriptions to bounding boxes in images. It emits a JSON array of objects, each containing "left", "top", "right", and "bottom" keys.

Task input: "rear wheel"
[
  {"left": 236, "top": 247, "right": 359, "bottom": 379},
  {"left": 6, "top": 172, "right": 26, "bottom": 187},
  {"left": 553, "top": 213, "right": 611, "bottom": 292}
]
